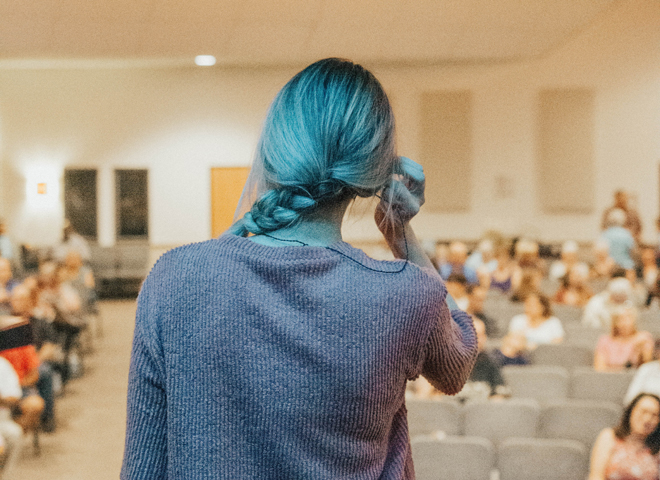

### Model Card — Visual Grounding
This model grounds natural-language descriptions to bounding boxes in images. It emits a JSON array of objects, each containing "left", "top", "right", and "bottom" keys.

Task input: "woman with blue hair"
[{"left": 122, "top": 58, "right": 477, "bottom": 479}]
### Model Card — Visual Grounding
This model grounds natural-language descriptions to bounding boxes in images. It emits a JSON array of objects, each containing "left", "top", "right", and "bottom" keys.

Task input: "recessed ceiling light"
[{"left": 195, "top": 55, "right": 216, "bottom": 67}]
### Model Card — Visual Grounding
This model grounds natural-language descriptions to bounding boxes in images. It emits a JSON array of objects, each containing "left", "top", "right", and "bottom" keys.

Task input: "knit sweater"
[{"left": 121, "top": 234, "right": 477, "bottom": 479}]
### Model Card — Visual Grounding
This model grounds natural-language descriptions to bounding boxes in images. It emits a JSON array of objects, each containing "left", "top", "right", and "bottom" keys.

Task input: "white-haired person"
[
  {"left": 122, "top": 58, "right": 477, "bottom": 479},
  {"left": 583, "top": 277, "right": 634, "bottom": 330},
  {"left": 549, "top": 240, "right": 584, "bottom": 282},
  {"left": 601, "top": 208, "right": 636, "bottom": 273},
  {"left": 593, "top": 307, "right": 653, "bottom": 372}
]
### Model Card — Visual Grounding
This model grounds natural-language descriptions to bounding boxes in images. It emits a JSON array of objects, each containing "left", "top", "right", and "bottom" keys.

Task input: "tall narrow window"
[
  {"left": 115, "top": 169, "right": 148, "bottom": 239},
  {"left": 64, "top": 169, "right": 97, "bottom": 239}
]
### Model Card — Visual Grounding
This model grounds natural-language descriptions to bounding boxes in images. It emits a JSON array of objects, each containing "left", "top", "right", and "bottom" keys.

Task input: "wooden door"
[{"left": 211, "top": 167, "right": 250, "bottom": 238}]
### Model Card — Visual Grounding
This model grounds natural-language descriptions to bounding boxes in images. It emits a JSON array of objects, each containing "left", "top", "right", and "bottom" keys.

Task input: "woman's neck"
[{"left": 250, "top": 197, "right": 351, "bottom": 247}]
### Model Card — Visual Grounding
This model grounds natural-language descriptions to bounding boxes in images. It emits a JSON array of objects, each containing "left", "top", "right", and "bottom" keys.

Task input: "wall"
[{"left": 0, "top": 0, "right": 658, "bottom": 252}]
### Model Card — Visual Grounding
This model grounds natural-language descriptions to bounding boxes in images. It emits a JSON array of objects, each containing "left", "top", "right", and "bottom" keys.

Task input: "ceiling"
[{"left": 0, "top": 0, "right": 620, "bottom": 67}]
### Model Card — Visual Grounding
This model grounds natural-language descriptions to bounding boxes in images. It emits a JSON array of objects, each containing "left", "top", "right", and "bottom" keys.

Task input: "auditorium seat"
[
  {"left": 497, "top": 438, "right": 587, "bottom": 480},
  {"left": 502, "top": 365, "right": 569, "bottom": 402},
  {"left": 531, "top": 344, "right": 593, "bottom": 370},
  {"left": 563, "top": 324, "right": 604, "bottom": 348},
  {"left": 463, "top": 398, "right": 540, "bottom": 445},
  {"left": 570, "top": 367, "right": 635, "bottom": 404},
  {"left": 411, "top": 436, "right": 495, "bottom": 480},
  {"left": 539, "top": 399, "right": 621, "bottom": 450},
  {"left": 551, "top": 304, "right": 583, "bottom": 324},
  {"left": 406, "top": 398, "right": 462, "bottom": 437}
]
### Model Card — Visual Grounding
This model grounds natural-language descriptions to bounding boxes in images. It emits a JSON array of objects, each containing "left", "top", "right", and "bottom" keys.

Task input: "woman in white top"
[{"left": 508, "top": 292, "right": 564, "bottom": 349}]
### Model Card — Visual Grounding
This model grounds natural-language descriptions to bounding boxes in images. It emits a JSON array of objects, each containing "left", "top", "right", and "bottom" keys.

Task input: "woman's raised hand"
[{"left": 375, "top": 157, "right": 425, "bottom": 232}]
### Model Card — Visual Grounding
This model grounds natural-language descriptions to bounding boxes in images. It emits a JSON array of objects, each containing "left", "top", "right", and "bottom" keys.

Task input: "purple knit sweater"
[{"left": 121, "top": 234, "right": 477, "bottom": 479}]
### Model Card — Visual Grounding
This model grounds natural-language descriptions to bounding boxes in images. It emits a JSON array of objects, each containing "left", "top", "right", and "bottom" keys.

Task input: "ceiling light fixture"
[{"left": 195, "top": 55, "right": 216, "bottom": 67}]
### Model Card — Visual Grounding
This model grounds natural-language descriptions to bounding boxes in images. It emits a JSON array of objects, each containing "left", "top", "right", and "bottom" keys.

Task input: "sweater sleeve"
[
  {"left": 121, "top": 280, "right": 168, "bottom": 479},
  {"left": 421, "top": 308, "right": 478, "bottom": 395}
]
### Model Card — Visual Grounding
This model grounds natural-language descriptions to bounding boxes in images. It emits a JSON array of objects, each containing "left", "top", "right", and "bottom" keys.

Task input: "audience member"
[
  {"left": 601, "top": 189, "right": 643, "bottom": 242},
  {"left": 508, "top": 292, "right": 564, "bottom": 349},
  {"left": 554, "top": 263, "right": 594, "bottom": 307},
  {"left": 0, "top": 258, "right": 18, "bottom": 314},
  {"left": 466, "top": 239, "right": 497, "bottom": 274},
  {"left": 589, "top": 393, "right": 660, "bottom": 480},
  {"left": 601, "top": 209, "right": 636, "bottom": 272},
  {"left": 583, "top": 278, "right": 633, "bottom": 330},
  {"left": 0, "top": 342, "right": 45, "bottom": 433},
  {"left": 492, "top": 333, "right": 530, "bottom": 367},
  {"left": 0, "top": 219, "right": 14, "bottom": 261},
  {"left": 638, "top": 247, "right": 658, "bottom": 293},
  {"left": 0, "top": 356, "right": 24, "bottom": 478},
  {"left": 624, "top": 340, "right": 660, "bottom": 405},
  {"left": 62, "top": 251, "right": 96, "bottom": 315},
  {"left": 52, "top": 220, "right": 91, "bottom": 264},
  {"left": 490, "top": 246, "right": 514, "bottom": 293},
  {"left": 466, "top": 285, "right": 500, "bottom": 337},
  {"left": 510, "top": 268, "right": 542, "bottom": 302},
  {"left": 549, "top": 240, "right": 582, "bottom": 282},
  {"left": 593, "top": 307, "right": 653, "bottom": 372},
  {"left": 590, "top": 240, "right": 616, "bottom": 281},
  {"left": 439, "top": 241, "right": 479, "bottom": 285},
  {"left": 456, "top": 319, "right": 508, "bottom": 401},
  {"left": 10, "top": 283, "right": 59, "bottom": 432},
  {"left": 445, "top": 273, "right": 470, "bottom": 311}
]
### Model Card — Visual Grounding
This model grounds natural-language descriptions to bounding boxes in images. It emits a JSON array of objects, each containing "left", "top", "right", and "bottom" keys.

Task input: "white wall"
[{"left": 1, "top": 0, "right": 659, "bottom": 249}]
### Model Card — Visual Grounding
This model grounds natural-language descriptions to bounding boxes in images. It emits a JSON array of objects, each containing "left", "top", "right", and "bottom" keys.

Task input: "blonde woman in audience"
[
  {"left": 594, "top": 307, "right": 653, "bottom": 372},
  {"left": 554, "top": 263, "right": 594, "bottom": 307},
  {"left": 624, "top": 340, "right": 660, "bottom": 405},
  {"left": 589, "top": 393, "right": 660, "bottom": 480},
  {"left": 508, "top": 292, "right": 564, "bottom": 349}
]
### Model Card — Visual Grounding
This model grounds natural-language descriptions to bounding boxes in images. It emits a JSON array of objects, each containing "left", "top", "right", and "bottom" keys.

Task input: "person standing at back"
[{"left": 121, "top": 58, "right": 477, "bottom": 480}]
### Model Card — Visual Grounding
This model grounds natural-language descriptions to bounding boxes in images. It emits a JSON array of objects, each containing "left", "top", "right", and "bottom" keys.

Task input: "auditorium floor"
[{"left": 13, "top": 300, "right": 136, "bottom": 480}]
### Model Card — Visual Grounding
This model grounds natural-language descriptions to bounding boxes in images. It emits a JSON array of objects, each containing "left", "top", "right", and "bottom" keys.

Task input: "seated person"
[
  {"left": 0, "top": 343, "right": 44, "bottom": 434},
  {"left": 601, "top": 208, "right": 636, "bottom": 273},
  {"left": 10, "top": 283, "right": 60, "bottom": 432},
  {"left": 490, "top": 245, "right": 514, "bottom": 294},
  {"left": 583, "top": 277, "right": 633, "bottom": 330},
  {"left": 549, "top": 240, "right": 582, "bottom": 282},
  {"left": 0, "top": 258, "right": 18, "bottom": 315},
  {"left": 589, "top": 393, "right": 660, "bottom": 480},
  {"left": 590, "top": 240, "right": 616, "bottom": 281},
  {"left": 444, "top": 273, "right": 469, "bottom": 311},
  {"left": 456, "top": 319, "right": 508, "bottom": 401},
  {"left": 511, "top": 239, "right": 545, "bottom": 291},
  {"left": 466, "top": 239, "right": 497, "bottom": 275},
  {"left": 624, "top": 339, "right": 660, "bottom": 405},
  {"left": 554, "top": 263, "right": 594, "bottom": 308},
  {"left": 0, "top": 356, "right": 24, "bottom": 477},
  {"left": 492, "top": 333, "right": 530, "bottom": 367},
  {"left": 594, "top": 307, "right": 653, "bottom": 372},
  {"left": 439, "top": 241, "right": 479, "bottom": 286},
  {"left": 508, "top": 292, "right": 564, "bottom": 349},
  {"left": 639, "top": 247, "right": 659, "bottom": 295},
  {"left": 509, "top": 267, "right": 542, "bottom": 303},
  {"left": 466, "top": 285, "right": 500, "bottom": 338}
]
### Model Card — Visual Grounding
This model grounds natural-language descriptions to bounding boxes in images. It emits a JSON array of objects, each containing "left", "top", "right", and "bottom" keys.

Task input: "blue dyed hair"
[{"left": 230, "top": 58, "right": 397, "bottom": 236}]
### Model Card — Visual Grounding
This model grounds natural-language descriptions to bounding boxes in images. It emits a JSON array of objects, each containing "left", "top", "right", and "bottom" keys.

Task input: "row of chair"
[
  {"left": 412, "top": 435, "right": 587, "bottom": 480},
  {"left": 502, "top": 365, "right": 634, "bottom": 404},
  {"left": 407, "top": 397, "right": 620, "bottom": 451}
]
